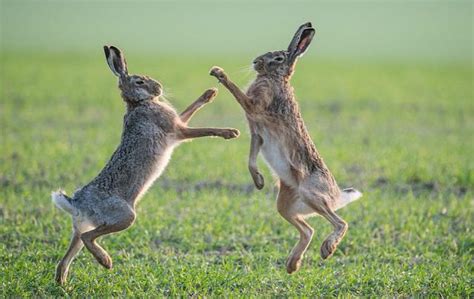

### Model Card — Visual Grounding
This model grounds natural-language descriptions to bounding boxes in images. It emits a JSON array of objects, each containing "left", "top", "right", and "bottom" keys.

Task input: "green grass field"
[
  {"left": 1, "top": 52, "right": 472, "bottom": 296},
  {"left": 1, "top": 1, "right": 473, "bottom": 297}
]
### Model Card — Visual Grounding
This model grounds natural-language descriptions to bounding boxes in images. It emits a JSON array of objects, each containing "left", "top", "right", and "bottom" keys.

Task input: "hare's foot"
[
  {"left": 320, "top": 238, "right": 336, "bottom": 259},
  {"left": 94, "top": 251, "right": 113, "bottom": 269},
  {"left": 320, "top": 219, "right": 347, "bottom": 260},
  {"left": 320, "top": 235, "right": 341, "bottom": 260},
  {"left": 286, "top": 253, "right": 303, "bottom": 274},
  {"left": 55, "top": 262, "right": 68, "bottom": 285}
]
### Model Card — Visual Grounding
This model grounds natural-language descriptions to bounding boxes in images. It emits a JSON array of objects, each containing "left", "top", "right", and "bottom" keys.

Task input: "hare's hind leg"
[
  {"left": 299, "top": 187, "right": 348, "bottom": 260},
  {"left": 81, "top": 205, "right": 135, "bottom": 269},
  {"left": 55, "top": 230, "right": 83, "bottom": 285},
  {"left": 317, "top": 207, "right": 348, "bottom": 260},
  {"left": 277, "top": 181, "right": 314, "bottom": 274},
  {"left": 179, "top": 88, "right": 217, "bottom": 124}
]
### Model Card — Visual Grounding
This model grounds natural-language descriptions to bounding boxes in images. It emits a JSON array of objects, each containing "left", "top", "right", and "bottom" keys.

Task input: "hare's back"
[{"left": 82, "top": 105, "right": 178, "bottom": 199}]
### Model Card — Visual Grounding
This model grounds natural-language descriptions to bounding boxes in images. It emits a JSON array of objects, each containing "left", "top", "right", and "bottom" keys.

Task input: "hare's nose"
[{"left": 253, "top": 58, "right": 262, "bottom": 64}]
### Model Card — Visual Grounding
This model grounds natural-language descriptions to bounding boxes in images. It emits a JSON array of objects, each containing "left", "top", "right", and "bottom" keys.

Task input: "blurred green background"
[
  {"left": 2, "top": 1, "right": 472, "bottom": 60},
  {"left": 1, "top": 0, "right": 472, "bottom": 297}
]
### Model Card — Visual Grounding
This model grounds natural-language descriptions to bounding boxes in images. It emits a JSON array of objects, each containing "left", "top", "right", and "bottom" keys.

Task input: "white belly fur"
[
  {"left": 292, "top": 198, "right": 318, "bottom": 218},
  {"left": 260, "top": 130, "right": 297, "bottom": 186},
  {"left": 136, "top": 140, "right": 179, "bottom": 201},
  {"left": 75, "top": 213, "right": 96, "bottom": 233}
]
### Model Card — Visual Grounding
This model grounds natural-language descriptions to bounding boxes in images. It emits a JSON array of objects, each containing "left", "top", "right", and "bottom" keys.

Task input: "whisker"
[
  {"left": 160, "top": 88, "right": 175, "bottom": 104},
  {"left": 232, "top": 64, "right": 254, "bottom": 81}
]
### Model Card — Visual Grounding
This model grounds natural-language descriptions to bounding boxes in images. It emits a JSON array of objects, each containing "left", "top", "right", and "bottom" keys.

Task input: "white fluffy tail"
[
  {"left": 52, "top": 190, "right": 75, "bottom": 215},
  {"left": 335, "top": 187, "right": 362, "bottom": 210}
]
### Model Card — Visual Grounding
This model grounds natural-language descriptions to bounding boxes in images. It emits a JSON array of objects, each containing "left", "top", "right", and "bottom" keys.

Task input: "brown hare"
[
  {"left": 52, "top": 45, "right": 239, "bottom": 285},
  {"left": 210, "top": 22, "right": 362, "bottom": 274}
]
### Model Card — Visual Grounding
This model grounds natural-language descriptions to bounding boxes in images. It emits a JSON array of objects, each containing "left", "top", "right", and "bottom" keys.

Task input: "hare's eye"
[
  {"left": 135, "top": 80, "right": 144, "bottom": 85},
  {"left": 274, "top": 56, "right": 284, "bottom": 62}
]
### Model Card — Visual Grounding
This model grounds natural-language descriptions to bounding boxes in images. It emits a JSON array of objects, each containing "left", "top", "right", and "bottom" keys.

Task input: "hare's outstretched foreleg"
[
  {"left": 302, "top": 195, "right": 348, "bottom": 259},
  {"left": 55, "top": 230, "right": 83, "bottom": 285},
  {"left": 277, "top": 182, "right": 314, "bottom": 274},
  {"left": 209, "top": 67, "right": 254, "bottom": 112},
  {"left": 248, "top": 132, "right": 264, "bottom": 189},
  {"left": 179, "top": 88, "right": 218, "bottom": 124},
  {"left": 178, "top": 127, "right": 239, "bottom": 140},
  {"left": 178, "top": 86, "right": 240, "bottom": 140}
]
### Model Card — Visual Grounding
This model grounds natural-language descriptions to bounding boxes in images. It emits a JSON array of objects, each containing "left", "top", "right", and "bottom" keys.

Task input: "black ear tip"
[
  {"left": 304, "top": 22, "right": 312, "bottom": 27},
  {"left": 109, "top": 45, "right": 120, "bottom": 53},
  {"left": 108, "top": 46, "right": 123, "bottom": 58},
  {"left": 103, "top": 46, "right": 110, "bottom": 57},
  {"left": 304, "top": 27, "right": 316, "bottom": 35}
]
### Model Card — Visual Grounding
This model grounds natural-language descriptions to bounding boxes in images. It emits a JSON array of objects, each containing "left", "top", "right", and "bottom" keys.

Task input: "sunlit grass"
[{"left": 0, "top": 52, "right": 472, "bottom": 296}]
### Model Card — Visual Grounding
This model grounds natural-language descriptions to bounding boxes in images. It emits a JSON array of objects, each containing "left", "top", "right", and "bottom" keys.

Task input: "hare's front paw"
[
  {"left": 202, "top": 87, "right": 218, "bottom": 103},
  {"left": 251, "top": 171, "right": 264, "bottom": 190},
  {"left": 221, "top": 128, "right": 240, "bottom": 139},
  {"left": 210, "top": 66, "right": 227, "bottom": 82}
]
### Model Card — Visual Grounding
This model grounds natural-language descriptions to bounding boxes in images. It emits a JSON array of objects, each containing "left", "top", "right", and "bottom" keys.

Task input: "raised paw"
[
  {"left": 320, "top": 238, "right": 338, "bottom": 260},
  {"left": 286, "top": 254, "right": 302, "bottom": 274},
  {"left": 221, "top": 128, "right": 240, "bottom": 140},
  {"left": 202, "top": 87, "right": 218, "bottom": 103},
  {"left": 209, "top": 66, "right": 227, "bottom": 82},
  {"left": 251, "top": 171, "right": 265, "bottom": 190}
]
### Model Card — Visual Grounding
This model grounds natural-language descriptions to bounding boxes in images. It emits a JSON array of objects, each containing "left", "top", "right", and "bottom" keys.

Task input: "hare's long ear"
[
  {"left": 287, "top": 22, "right": 315, "bottom": 62},
  {"left": 104, "top": 45, "right": 128, "bottom": 77}
]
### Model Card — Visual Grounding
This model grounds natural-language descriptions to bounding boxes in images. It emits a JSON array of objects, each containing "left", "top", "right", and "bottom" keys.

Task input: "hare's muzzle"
[{"left": 253, "top": 58, "right": 264, "bottom": 71}]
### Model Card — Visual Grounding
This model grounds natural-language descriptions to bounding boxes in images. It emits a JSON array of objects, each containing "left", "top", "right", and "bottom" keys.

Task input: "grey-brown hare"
[
  {"left": 52, "top": 45, "right": 239, "bottom": 285},
  {"left": 210, "top": 22, "right": 362, "bottom": 274}
]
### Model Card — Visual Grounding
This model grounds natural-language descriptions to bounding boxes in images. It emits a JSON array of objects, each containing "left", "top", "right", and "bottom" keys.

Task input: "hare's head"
[
  {"left": 104, "top": 45, "right": 162, "bottom": 105},
  {"left": 252, "top": 22, "right": 315, "bottom": 79}
]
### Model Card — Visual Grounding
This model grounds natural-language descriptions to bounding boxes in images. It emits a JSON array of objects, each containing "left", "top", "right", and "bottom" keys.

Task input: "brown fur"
[{"left": 210, "top": 22, "right": 361, "bottom": 273}]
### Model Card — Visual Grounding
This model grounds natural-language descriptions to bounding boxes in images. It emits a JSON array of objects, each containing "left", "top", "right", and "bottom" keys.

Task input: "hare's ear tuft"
[
  {"left": 104, "top": 45, "right": 128, "bottom": 77},
  {"left": 287, "top": 22, "right": 315, "bottom": 61}
]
